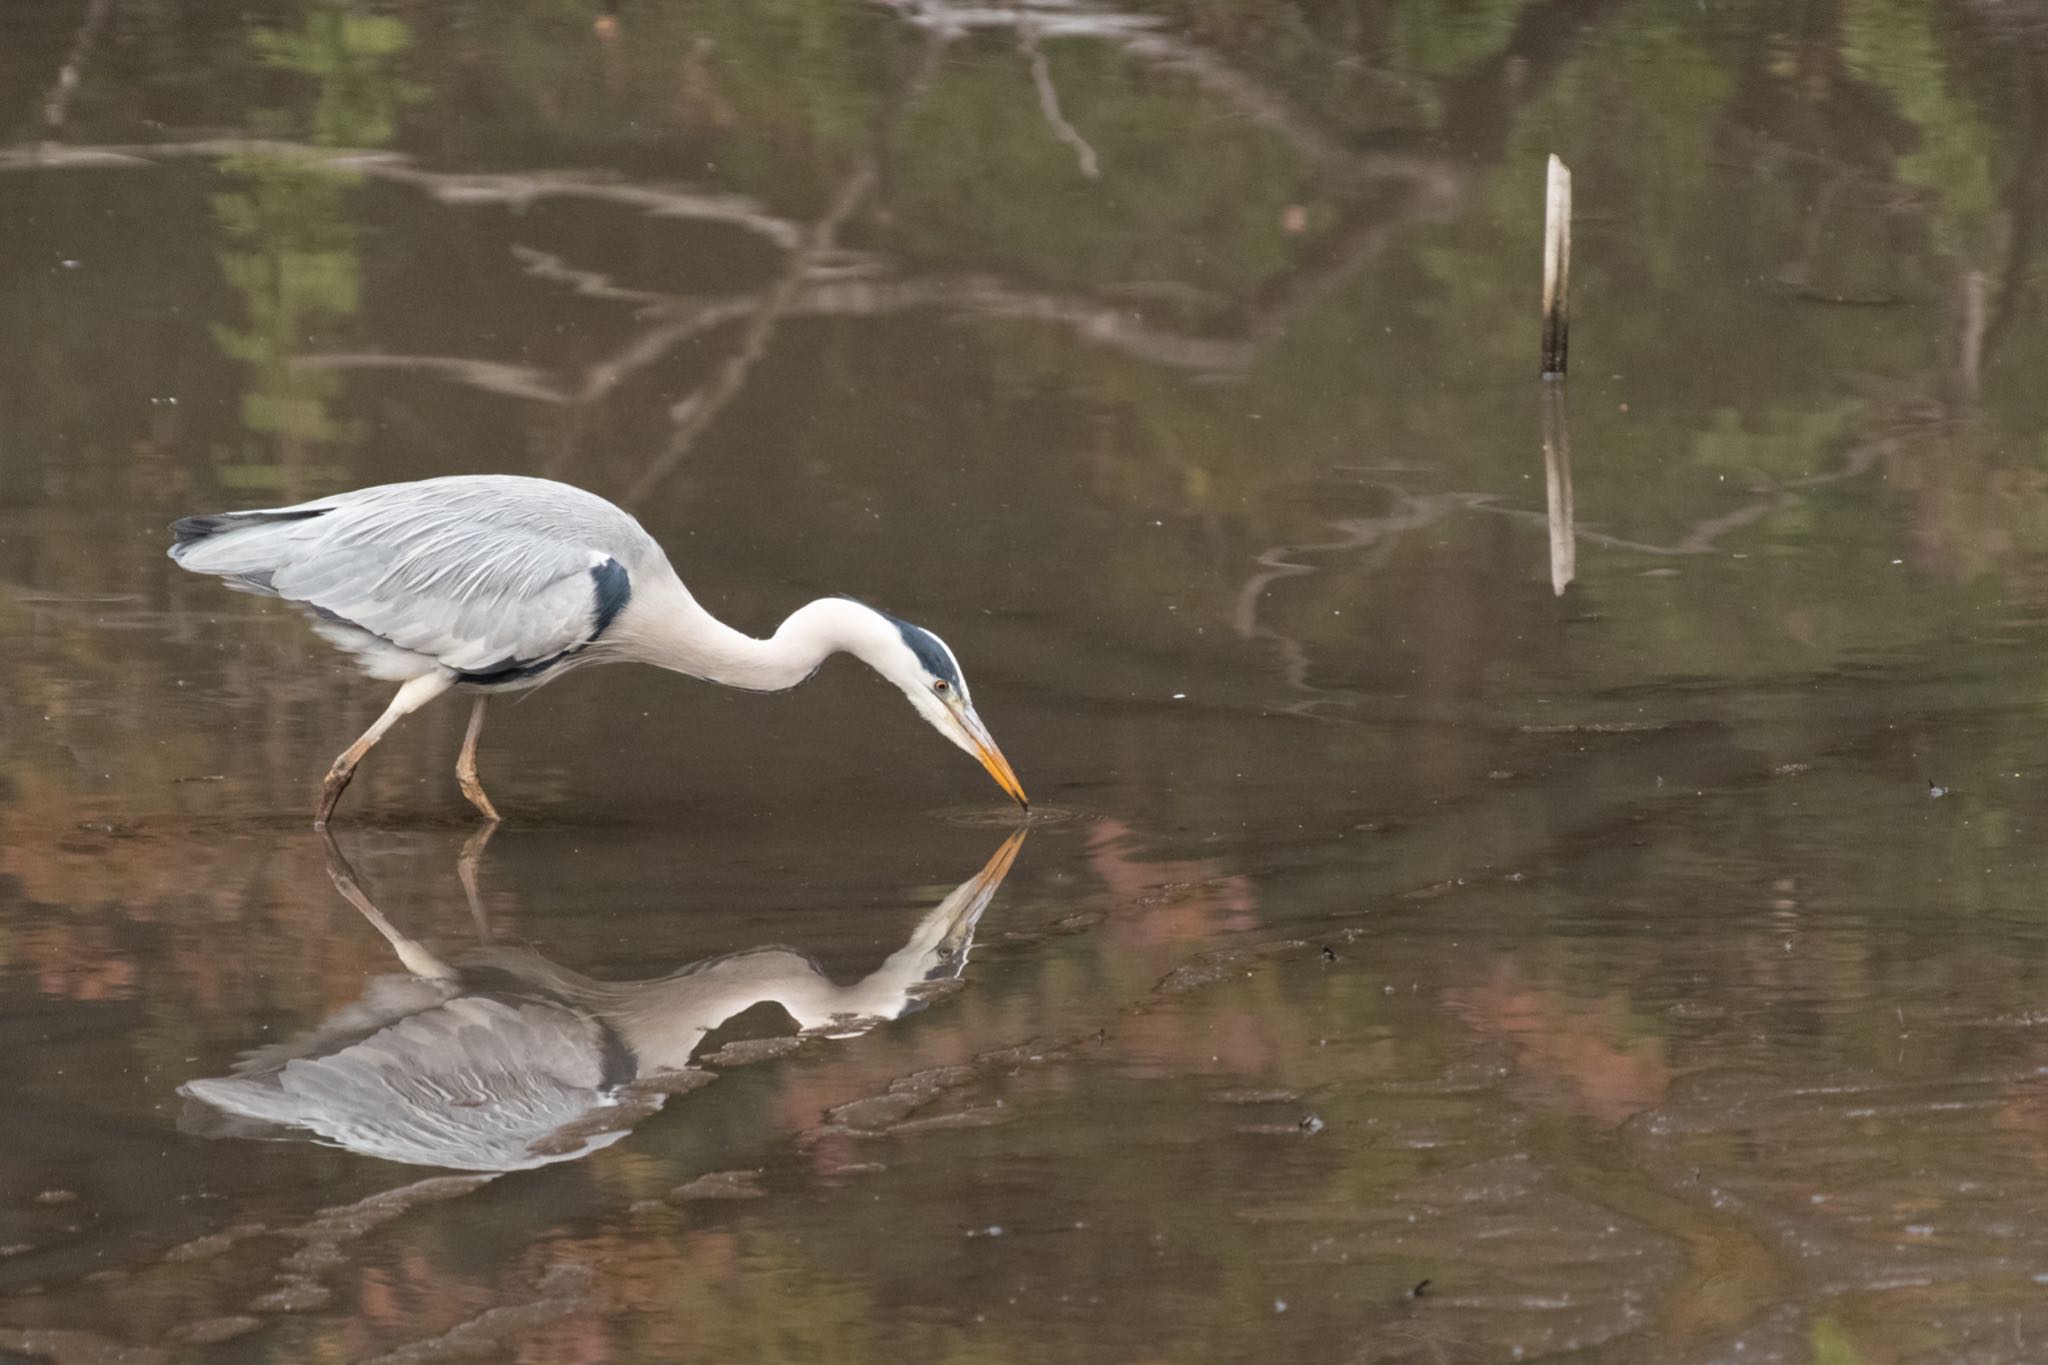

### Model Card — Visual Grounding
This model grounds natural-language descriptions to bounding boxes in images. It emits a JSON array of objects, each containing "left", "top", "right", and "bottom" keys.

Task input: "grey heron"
[
  {"left": 179, "top": 830, "right": 1024, "bottom": 1170},
  {"left": 167, "top": 474, "right": 1028, "bottom": 826}
]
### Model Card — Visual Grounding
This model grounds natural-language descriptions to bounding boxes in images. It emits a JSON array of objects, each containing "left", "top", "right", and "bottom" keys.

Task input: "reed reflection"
[{"left": 179, "top": 831, "right": 1025, "bottom": 1172}]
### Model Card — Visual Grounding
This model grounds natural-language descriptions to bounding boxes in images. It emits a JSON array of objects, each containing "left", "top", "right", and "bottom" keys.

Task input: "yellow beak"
[{"left": 954, "top": 702, "right": 1029, "bottom": 809}]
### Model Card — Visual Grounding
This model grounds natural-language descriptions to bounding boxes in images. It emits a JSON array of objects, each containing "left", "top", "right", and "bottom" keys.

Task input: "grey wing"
[
  {"left": 178, "top": 996, "right": 633, "bottom": 1172},
  {"left": 169, "top": 477, "right": 642, "bottom": 680}
]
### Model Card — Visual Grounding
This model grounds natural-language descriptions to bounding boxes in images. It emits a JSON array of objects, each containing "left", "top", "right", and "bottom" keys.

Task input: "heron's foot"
[
  {"left": 315, "top": 759, "right": 357, "bottom": 829},
  {"left": 455, "top": 695, "right": 498, "bottom": 822},
  {"left": 457, "top": 769, "right": 500, "bottom": 823}
]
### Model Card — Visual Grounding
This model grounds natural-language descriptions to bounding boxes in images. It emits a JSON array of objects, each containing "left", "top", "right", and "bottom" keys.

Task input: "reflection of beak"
[
  {"left": 860, "top": 827, "right": 1029, "bottom": 1014},
  {"left": 971, "top": 827, "right": 1028, "bottom": 895},
  {"left": 924, "top": 827, "right": 1027, "bottom": 961},
  {"left": 952, "top": 701, "right": 1029, "bottom": 809}
]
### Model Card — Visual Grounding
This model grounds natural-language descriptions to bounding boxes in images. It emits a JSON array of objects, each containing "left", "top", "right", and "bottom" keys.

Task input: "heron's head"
[{"left": 857, "top": 607, "right": 1028, "bottom": 809}]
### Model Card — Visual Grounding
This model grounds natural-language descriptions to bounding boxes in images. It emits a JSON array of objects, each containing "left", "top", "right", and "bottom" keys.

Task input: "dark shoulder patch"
[
  {"left": 457, "top": 558, "right": 632, "bottom": 687},
  {"left": 590, "top": 558, "right": 631, "bottom": 639}
]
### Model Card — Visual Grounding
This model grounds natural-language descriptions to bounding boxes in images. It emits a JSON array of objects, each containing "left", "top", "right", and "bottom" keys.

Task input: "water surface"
[{"left": 7, "top": 1, "right": 2048, "bottom": 1360}]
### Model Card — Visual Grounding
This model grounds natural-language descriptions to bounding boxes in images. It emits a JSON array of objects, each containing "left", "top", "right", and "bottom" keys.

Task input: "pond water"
[{"left": 7, "top": 0, "right": 2048, "bottom": 1360}]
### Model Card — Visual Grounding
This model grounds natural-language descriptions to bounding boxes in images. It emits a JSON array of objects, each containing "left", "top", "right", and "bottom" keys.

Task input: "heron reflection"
[{"left": 179, "top": 831, "right": 1024, "bottom": 1172}]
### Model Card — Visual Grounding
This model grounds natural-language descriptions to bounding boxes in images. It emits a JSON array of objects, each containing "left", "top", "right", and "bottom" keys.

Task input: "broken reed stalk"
[{"left": 1541, "top": 154, "right": 1571, "bottom": 378}]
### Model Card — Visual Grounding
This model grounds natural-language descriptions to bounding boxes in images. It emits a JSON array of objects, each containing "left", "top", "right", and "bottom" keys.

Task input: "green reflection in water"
[{"left": 210, "top": 2, "right": 419, "bottom": 487}]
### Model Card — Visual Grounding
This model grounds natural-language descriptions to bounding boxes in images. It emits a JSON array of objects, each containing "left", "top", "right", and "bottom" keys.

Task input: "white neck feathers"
[{"left": 617, "top": 591, "right": 902, "bottom": 693}]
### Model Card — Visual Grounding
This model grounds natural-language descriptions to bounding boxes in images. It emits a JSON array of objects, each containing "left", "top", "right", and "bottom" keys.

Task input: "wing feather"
[{"left": 169, "top": 476, "right": 656, "bottom": 678}]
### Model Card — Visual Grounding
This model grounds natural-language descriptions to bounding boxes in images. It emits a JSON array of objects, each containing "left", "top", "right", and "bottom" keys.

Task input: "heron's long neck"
[{"left": 619, "top": 590, "right": 891, "bottom": 692}]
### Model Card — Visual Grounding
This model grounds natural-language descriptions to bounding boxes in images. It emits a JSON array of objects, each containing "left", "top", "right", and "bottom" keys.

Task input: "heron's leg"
[
  {"left": 457, "top": 819, "right": 498, "bottom": 944},
  {"left": 318, "top": 827, "right": 458, "bottom": 981},
  {"left": 315, "top": 673, "right": 452, "bottom": 829},
  {"left": 455, "top": 696, "right": 499, "bottom": 823}
]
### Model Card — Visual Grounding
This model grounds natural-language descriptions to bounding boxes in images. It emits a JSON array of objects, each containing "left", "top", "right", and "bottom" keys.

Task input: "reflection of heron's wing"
[
  {"left": 179, "top": 995, "right": 632, "bottom": 1172},
  {"left": 216, "top": 973, "right": 461, "bottom": 1078}
]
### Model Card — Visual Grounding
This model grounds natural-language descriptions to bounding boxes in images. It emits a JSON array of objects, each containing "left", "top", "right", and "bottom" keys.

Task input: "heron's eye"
[{"left": 932, "top": 679, "right": 950, "bottom": 694}]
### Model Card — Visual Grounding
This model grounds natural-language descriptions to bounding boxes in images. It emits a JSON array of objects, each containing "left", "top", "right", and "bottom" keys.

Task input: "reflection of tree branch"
[
  {"left": 292, "top": 148, "right": 1467, "bottom": 414},
  {"left": 365, "top": 163, "right": 805, "bottom": 249},
  {"left": 1471, "top": 431, "right": 1910, "bottom": 557},
  {"left": 247, "top": 15, "right": 1463, "bottom": 440},
  {"left": 1234, "top": 430, "right": 1924, "bottom": 713},
  {"left": 1232, "top": 487, "right": 1491, "bottom": 713},
  {"left": 615, "top": 32, "right": 952, "bottom": 507},
  {"left": 288, "top": 253, "right": 1417, "bottom": 415},
  {"left": 40, "top": 0, "right": 116, "bottom": 130},
  {"left": 3, "top": 31, "right": 1469, "bottom": 398},
  {"left": 0, "top": 141, "right": 808, "bottom": 250},
  {"left": 1021, "top": 24, "right": 1101, "bottom": 180},
  {"left": 509, "top": 245, "right": 677, "bottom": 308},
  {"left": 873, "top": 0, "right": 1447, "bottom": 186},
  {"left": 871, "top": 0, "right": 1162, "bottom": 40},
  {"left": 1980, "top": 37, "right": 2048, "bottom": 365},
  {"left": 618, "top": 165, "right": 883, "bottom": 506},
  {"left": 808, "top": 273, "right": 1251, "bottom": 368},
  {"left": 290, "top": 354, "right": 570, "bottom": 402},
  {"left": 510, "top": 248, "right": 761, "bottom": 404},
  {"left": 1120, "top": 31, "right": 1368, "bottom": 180}
]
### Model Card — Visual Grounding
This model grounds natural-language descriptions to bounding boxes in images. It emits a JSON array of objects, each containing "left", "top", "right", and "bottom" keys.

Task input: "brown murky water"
[{"left": 8, "top": 0, "right": 2048, "bottom": 1360}]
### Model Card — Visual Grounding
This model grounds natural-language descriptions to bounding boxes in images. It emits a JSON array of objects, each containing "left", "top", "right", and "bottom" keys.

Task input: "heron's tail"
[
  {"left": 169, "top": 507, "right": 326, "bottom": 549},
  {"left": 166, "top": 507, "right": 332, "bottom": 594}
]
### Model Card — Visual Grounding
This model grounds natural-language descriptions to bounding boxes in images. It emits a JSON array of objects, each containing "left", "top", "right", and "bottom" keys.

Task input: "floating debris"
[
  {"left": 889, "top": 1105, "right": 1014, "bottom": 1134},
  {"left": 701, "top": 1036, "right": 802, "bottom": 1067},
  {"left": 165, "top": 1316, "right": 264, "bottom": 1346},
  {"left": 1216, "top": 1088, "right": 1299, "bottom": 1106},
  {"left": 1156, "top": 941, "right": 1313, "bottom": 994},
  {"left": 827, "top": 1093, "right": 922, "bottom": 1131},
  {"left": 622, "top": 1066, "right": 718, "bottom": 1098},
  {"left": 890, "top": 1065, "right": 978, "bottom": 1094},
  {"left": 525, "top": 1095, "right": 664, "bottom": 1157},
  {"left": 0, "top": 1328, "right": 168, "bottom": 1365},
  {"left": 249, "top": 1277, "right": 331, "bottom": 1313},
  {"left": 355, "top": 1263, "right": 598, "bottom": 1365},
  {"left": 667, "top": 1170, "right": 766, "bottom": 1202}
]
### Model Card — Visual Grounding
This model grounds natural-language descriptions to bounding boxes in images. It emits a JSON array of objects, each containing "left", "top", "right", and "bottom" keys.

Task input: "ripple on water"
[{"left": 934, "top": 802, "right": 1091, "bottom": 829}]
